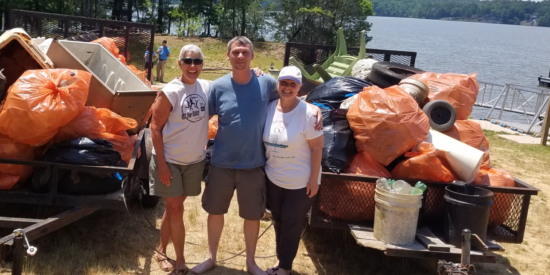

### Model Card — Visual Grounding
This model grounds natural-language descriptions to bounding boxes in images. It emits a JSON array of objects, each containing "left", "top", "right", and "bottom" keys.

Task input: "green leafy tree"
[{"left": 270, "top": 0, "right": 373, "bottom": 46}]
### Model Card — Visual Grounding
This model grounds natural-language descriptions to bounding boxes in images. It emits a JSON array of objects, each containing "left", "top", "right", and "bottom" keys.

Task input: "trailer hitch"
[
  {"left": 13, "top": 229, "right": 37, "bottom": 257},
  {"left": 437, "top": 229, "right": 476, "bottom": 275}
]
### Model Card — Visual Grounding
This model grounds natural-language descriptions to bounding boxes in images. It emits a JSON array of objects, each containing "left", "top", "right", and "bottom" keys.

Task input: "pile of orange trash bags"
[
  {"left": 347, "top": 85, "right": 430, "bottom": 166},
  {"left": 338, "top": 75, "right": 514, "bottom": 227},
  {"left": 92, "top": 37, "right": 127, "bottom": 65},
  {"left": 54, "top": 106, "right": 138, "bottom": 163},
  {"left": 93, "top": 37, "right": 151, "bottom": 87},
  {"left": 0, "top": 69, "right": 138, "bottom": 190},
  {"left": 0, "top": 70, "right": 91, "bottom": 146},
  {"left": 410, "top": 72, "right": 479, "bottom": 120}
]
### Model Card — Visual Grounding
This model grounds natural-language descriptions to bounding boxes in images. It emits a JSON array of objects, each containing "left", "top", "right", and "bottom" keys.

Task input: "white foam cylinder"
[{"left": 425, "top": 129, "right": 484, "bottom": 183}]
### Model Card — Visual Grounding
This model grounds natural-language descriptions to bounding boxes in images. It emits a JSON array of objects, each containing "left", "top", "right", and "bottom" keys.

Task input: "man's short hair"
[
  {"left": 162, "top": 40, "right": 167, "bottom": 44},
  {"left": 227, "top": 36, "right": 253, "bottom": 53}
]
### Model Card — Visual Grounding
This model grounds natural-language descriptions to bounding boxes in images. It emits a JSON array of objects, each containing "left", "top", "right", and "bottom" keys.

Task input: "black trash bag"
[
  {"left": 203, "top": 139, "right": 215, "bottom": 181},
  {"left": 321, "top": 108, "right": 357, "bottom": 174},
  {"left": 44, "top": 137, "right": 122, "bottom": 166},
  {"left": 32, "top": 138, "right": 123, "bottom": 192},
  {"left": 306, "top": 76, "right": 372, "bottom": 109},
  {"left": 57, "top": 169, "right": 125, "bottom": 194}
]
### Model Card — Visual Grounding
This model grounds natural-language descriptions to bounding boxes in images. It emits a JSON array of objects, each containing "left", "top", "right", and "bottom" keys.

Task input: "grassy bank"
[
  {"left": 150, "top": 36, "right": 285, "bottom": 82},
  {"left": 0, "top": 36, "right": 549, "bottom": 275}
]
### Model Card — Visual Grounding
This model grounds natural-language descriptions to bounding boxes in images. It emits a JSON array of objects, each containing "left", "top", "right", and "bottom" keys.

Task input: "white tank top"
[{"left": 152, "top": 78, "right": 210, "bottom": 165}]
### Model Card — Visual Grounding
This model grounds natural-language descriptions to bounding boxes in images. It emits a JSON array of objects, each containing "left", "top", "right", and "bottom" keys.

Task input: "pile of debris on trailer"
[{"left": 0, "top": 28, "right": 156, "bottom": 194}]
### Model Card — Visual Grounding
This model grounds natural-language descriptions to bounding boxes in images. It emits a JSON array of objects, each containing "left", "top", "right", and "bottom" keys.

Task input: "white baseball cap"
[{"left": 278, "top": 66, "right": 302, "bottom": 85}]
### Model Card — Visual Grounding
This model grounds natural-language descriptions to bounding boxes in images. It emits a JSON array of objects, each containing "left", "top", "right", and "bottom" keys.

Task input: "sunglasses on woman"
[{"left": 181, "top": 58, "right": 203, "bottom": 65}]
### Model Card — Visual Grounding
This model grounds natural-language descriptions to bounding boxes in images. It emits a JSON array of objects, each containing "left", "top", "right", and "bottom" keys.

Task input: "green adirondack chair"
[{"left": 290, "top": 27, "right": 366, "bottom": 85}]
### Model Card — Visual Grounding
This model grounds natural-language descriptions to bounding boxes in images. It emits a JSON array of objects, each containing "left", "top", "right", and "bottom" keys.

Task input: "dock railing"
[{"left": 477, "top": 82, "right": 549, "bottom": 134}]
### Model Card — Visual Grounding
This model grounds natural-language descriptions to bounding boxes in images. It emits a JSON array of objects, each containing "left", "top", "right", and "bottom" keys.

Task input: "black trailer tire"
[
  {"left": 368, "top": 62, "right": 425, "bottom": 88},
  {"left": 137, "top": 128, "right": 159, "bottom": 208},
  {"left": 423, "top": 100, "right": 457, "bottom": 132}
]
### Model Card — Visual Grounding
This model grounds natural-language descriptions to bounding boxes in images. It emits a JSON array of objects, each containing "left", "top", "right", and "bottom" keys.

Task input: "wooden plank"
[
  {"left": 386, "top": 244, "right": 496, "bottom": 263},
  {"left": 0, "top": 217, "right": 43, "bottom": 229},
  {"left": 349, "top": 224, "right": 386, "bottom": 251},
  {"left": 0, "top": 207, "right": 98, "bottom": 246},
  {"left": 415, "top": 227, "right": 452, "bottom": 252},
  {"left": 485, "top": 237, "right": 505, "bottom": 252}
]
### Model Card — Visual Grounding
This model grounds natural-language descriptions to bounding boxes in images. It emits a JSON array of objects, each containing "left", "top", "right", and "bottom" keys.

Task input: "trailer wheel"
[
  {"left": 423, "top": 100, "right": 457, "bottom": 132},
  {"left": 368, "top": 61, "right": 424, "bottom": 88},
  {"left": 137, "top": 128, "right": 159, "bottom": 208}
]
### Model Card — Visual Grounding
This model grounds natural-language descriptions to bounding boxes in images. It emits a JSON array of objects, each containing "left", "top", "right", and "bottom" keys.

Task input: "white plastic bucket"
[
  {"left": 373, "top": 187, "right": 422, "bottom": 245},
  {"left": 425, "top": 129, "right": 484, "bottom": 183}
]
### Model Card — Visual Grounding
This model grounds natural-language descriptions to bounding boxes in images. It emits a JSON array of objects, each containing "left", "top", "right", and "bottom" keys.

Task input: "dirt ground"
[{"left": 0, "top": 132, "right": 548, "bottom": 275}]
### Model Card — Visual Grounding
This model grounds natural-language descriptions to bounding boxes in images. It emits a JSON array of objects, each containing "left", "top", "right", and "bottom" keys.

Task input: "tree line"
[
  {"left": 370, "top": 0, "right": 550, "bottom": 27},
  {"left": 0, "top": 0, "right": 374, "bottom": 46}
]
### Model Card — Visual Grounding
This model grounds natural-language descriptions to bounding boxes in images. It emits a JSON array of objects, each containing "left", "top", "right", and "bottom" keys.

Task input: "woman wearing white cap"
[{"left": 263, "top": 66, "right": 324, "bottom": 275}]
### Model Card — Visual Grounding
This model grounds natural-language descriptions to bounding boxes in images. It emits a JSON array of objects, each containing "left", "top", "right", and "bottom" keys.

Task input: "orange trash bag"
[
  {"left": 127, "top": 65, "right": 151, "bottom": 87},
  {"left": 208, "top": 116, "right": 219, "bottom": 140},
  {"left": 443, "top": 120, "right": 490, "bottom": 169},
  {"left": 0, "top": 135, "right": 37, "bottom": 190},
  {"left": 118, "top": 54, "right": 127, "bottom": 65},
  {"left": 0, "top": 69, "right": 91, "bottom": 146},
  {"left": 121, "top": 135, "right": 138, "bottom": 164},
  {"left": 410, "top": 72, "right": 479, "bottom": 120},
  {"left": 391, "top": 142, "right": 455, "bottom": 182},
  {"left": 473, "top": 167, "right": 514, "bottom": 227},
  {"left": 347, "top": 85, "right": 430, "bottom": 166},
  {"left": 92, "top": 37, "right": 119, "bottom": 57},
  {"left": 54, "top": 107, "right": 138, "bottom": 163},
  {"left": 346, "top": 151, "right": 391, "bottom": 178}
]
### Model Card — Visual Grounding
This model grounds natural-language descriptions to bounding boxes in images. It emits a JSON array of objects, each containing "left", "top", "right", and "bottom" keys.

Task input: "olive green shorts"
[
  {"left": 149, "top": 155, "right": 206, "bottom": 198},
  {"left": 201, "top": 165, "right": 266, "bottom": 221}
]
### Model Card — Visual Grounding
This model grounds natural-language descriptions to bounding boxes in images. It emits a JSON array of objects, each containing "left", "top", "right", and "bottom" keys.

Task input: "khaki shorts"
[
  {"left": 201, "top": 165, "right": 266, "bottom": 220},
  {"left": 149, "top": 155, "right": 206, "bottom": 198}
]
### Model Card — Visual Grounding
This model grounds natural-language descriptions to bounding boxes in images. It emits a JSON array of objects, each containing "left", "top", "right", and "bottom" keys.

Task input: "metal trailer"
[
  {"left": 306, "top": 172, "right": 539, "bottom": 269},
  {"left": 283, "top": 42, "right": 540, "bottom": 269},
  {"left": 0, "top": 30, "right": 156, "bottom": 274}
]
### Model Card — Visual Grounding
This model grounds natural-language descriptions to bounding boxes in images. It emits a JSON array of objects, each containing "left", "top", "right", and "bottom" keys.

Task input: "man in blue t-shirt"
[
  {"left": 193, "top": 37, "right": 321, "bottom": 275},
  {"left": 156, "top": 40, "right": 171, "bottom": 82}
]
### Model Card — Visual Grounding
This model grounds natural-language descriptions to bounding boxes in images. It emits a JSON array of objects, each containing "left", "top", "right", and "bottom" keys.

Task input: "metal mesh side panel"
[
  {"left": 317, "top": 178, "right": 376, "bottom": 224},
  {"left": 312, "top": 180, "right": 525, "bottom": 242},
  {"left": 9, "top": 10, "right": 154, "bottom": 76},
  {"left": 126, "top": 26, "right": 153, "bottom": 71},
  {"left": 41, "top": 18, "right": 65, "bottom": 38},
  {"left": 488, "top": 193, "right": 523, "bottom": 239}
]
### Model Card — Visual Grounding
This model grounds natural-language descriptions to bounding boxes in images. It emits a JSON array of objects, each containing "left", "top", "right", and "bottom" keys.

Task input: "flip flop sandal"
[{"left": 154, "top": 255, "right": 174, "bottom": 272}]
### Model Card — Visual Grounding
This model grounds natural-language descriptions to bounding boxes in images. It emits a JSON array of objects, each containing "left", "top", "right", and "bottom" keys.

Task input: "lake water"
[
  {"left": 366, "top": 16, "right": 550, "bottom": 87},
  {"left": 366, "top": 16, "right": 550, "bottom": 123}
]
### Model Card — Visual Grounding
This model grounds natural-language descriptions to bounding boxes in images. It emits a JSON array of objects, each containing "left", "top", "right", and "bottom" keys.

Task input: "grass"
[
  {"left": 1, "top": 129, "right": 548, "bottom": 275},
  {"left": 1, "top": 36, "right": 550, "bottom": 274},
  {"left": 151, "top": 36, "right": 285, "bottom": 82}
]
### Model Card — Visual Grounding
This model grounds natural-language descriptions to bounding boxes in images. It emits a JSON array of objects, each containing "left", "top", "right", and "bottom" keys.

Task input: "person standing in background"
[
  {"left": 145, "top": 46, "right": 159, "bottom": 82},
  {"left": 156, "top": 40, "right": 171, "bottom": 83}
]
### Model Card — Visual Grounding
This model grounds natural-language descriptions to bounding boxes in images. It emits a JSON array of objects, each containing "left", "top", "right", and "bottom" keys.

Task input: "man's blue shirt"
[{"left": 208, "top": 73, "right": 278, "bottom": 169}]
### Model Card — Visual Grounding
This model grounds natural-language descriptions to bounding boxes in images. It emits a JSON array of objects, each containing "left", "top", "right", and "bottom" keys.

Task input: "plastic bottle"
[
  {"left": 410, "top": 181, "right": 427, "bottom": 195},
  {"left": 376, "top": 178, "right": 392, "bottom": 191},
  {"left": 392, "top": 180, "right": 413, "bottom": 194}
]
